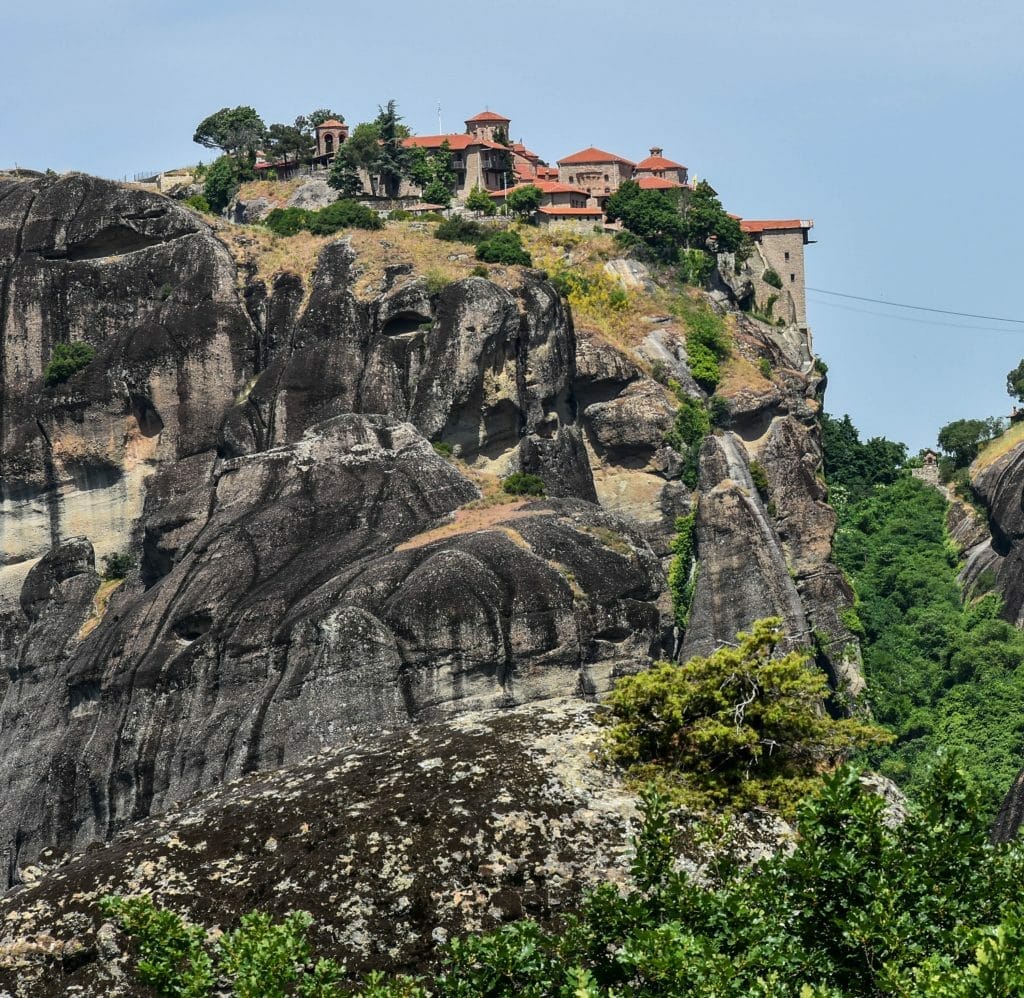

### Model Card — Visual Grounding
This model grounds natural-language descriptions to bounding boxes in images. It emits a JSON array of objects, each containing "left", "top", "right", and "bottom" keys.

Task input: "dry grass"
[
  {"left": 396, "top": 502, "right": 543, "bottom": 552},
  {"left": 973, "top": 420, "right": 1024, "bottom": 473},
  {"left": 77, "top": 579, "right": 124, "bottom": 640},
  {"left": 717, "top": 352, "right": 774, "bottom": 397},
  {"left": 235, "top": 177, "right": 309, "bottom": 208}
]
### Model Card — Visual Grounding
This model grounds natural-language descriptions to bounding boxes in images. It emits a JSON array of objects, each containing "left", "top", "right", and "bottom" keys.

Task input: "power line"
[
  {"left": 807, "top": 287, "right": 1024, "bottom": 325},
  {"left": 809, "top": 298, "right": 1024, "bottom": 336}
]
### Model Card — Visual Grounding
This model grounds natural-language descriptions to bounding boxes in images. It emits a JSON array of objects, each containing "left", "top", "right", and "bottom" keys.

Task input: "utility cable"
[
  {"left": 809, "top": 298, "right": 1024, "bottom": 336},
  {"left": 807, "top": 287, "right": 1024, "bottom": 325}
]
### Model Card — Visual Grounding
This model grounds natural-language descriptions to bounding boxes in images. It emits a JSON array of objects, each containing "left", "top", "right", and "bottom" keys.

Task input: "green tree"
[
  {"left": 465, "top": 184, "right": 496, "bottom": 215},
  {"left": 294, "top": 108, "right": 343, "bottom": 134},
  {"left": 264, "top": 123, "right": 310, "bottom": 166},
  {"left": 326, "top": 154, "right": 364, "bottom": 198},
  {"left": 821, "top": 411, "right": 907, "bottom": 500},
  {"left": 475, "top": 230, "right": 532, "bottom": 266},
  {"left": 505, "top": 183, "right": 543, "bottom": 219},
  {"left": 605, "top": 180, "right": 686, "bottom": 262},
  {"left": 373, "top": 99, "right": 412, "bottom": 198},
  {"left": 192, "top": 106, "right": 266, "bottom": 162},
  {"left": 337, "top": 121, "right": 382, "bottom": 195},
  {"left": 1009, "top": 359, "right": 1024, "bottom": 403},
  {"left": 937, "top": 417, "right": 997, "bottom": 469},
  {"left": 202, "top": 155, "right": 238, "bottom": 214},
  {"left": 604, "top": 617, "right": 889, "bottom": 812},
  {"left": 681, "top": 180, "right": 744, "bottom": 253}
]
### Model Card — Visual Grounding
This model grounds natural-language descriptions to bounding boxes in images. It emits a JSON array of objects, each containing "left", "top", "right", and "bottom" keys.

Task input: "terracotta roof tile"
[
  {"left": 317, "top": 119, "right": 346, "bottom": 129},
  {"left": 403, "top": 134, "right": 503, "bottom": 152},
  {"left": 489, "top": 180, "right": 583, "bottom": 197},
  {"left": 739, "top": 219, "right": 814, "bottom": 233},
  {"left": 557, "top": 146, "right": 635, "bottom": 167},
  {"left": 466, "top": 110, "right": 511, "bottom": 123},
  {"left": 635, "top": 154, "right": 685, "bottom": 171},
  {"left": 636, "top": 176, "right": 683, "bottom": 190}
]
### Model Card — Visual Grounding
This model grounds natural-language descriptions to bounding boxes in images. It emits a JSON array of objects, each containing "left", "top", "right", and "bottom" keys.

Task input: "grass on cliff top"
[
  {"left": 235, "top": 176, "right": 310, "bottom": 208},
  {"left": 973, "top": 419, "right": 1024, "bottom": 473}
]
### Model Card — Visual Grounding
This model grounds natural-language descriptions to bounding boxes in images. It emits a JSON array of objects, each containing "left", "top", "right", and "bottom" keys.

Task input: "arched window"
[{"left": 324, "top": 133, "right": 335, "bottom": 155}]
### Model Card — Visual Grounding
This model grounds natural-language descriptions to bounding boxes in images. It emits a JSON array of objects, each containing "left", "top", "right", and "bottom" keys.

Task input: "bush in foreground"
[
  {"left": 475, "top": 229, "right": 532, "bottom": 267},
  {"left": 502, "top": 472, "right": 546, "bottom": 496}
]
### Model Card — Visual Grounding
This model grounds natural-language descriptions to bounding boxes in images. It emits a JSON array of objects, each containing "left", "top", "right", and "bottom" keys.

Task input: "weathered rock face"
[
  {"left": 0, "top": 174, "right": 854, "bottom": 896},
  {"left": 0, "top": 174, "right": 254, "bottom": 602},
  {"left": 962, "top": 443, "right": 1024, "bottom": 625}
]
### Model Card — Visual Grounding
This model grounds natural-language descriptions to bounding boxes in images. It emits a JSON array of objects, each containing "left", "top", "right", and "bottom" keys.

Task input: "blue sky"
[{"left": 4, "top": 0, "right": 1022, "bottom": 451}]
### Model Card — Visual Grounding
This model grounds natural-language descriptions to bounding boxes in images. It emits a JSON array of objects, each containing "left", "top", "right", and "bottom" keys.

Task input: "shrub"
[
  {"left": 101, "top": 552, "right": 133, "bottom": 580},
  {"left": 603, "top": 617, "right": 891, "bottom": 812},
  {"left": 423, "top": 270, "right": 450, "bottom": 296},
  {"left": 708, "top": 394, "right": 732, "bottom": 428},
  {"left": 306, "top": 198, "right": 382, "bottom": 234},
  {"left": 263, "top": 206, "right": 311, "bottom": 236},
  {"left": 749, "top": 459, "right": 770, "bottom": 500},
  {"left": 432, "top": 441, "right": 453, "bottom": 457},
  {"left": 202, "top": 156, "right": 238, "bottom": 214},
  {"left": 44, "top": 341, "right": 95, "bottom": 386},
  {"left": 435, "top": 216, "right": 486, "bottom": 243},
  {"left": 664, "top": 393, "right": 710, "bottom": 453},
  {"left": 470, "top": 263, "right": 489, "bottom": 278},
  {"left": 183, "top": 194, "right": 211, "bottom": 214},
  {"left": 475, "top": 230, "right": 532, "bottom": 267},
  {"left": 502, "top": 472, "right": 546, "bottom": 496},
  {"left": 814, "top": 356, "right": 829, "bottom": 375},
  {"left": 678, "top": 247, "right": 715, "bottom": 287},
  {"left": 758, "top": 357, "right": 773, "bottom": 379},
  {"left": 763, "top": 267, "right": 783, "bottom": 288},
  {"left": 388, "top": 208, "right": 414, "bottom": 221},
  {"left": 682, "top": 306, "right": 730, "bottom": 393},
  {"left": 667, "top": 512, "right": 697, "bottom": 631},
  {"left": 465, "top": 185, "right": 497, "bottom": 216}
]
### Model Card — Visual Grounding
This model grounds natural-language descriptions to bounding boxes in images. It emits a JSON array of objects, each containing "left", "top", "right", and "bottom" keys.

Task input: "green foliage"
[
  {"left": 762, "top": 267, "right": 783, "bottom": 288},
  {"left": 202, "top": 155, "right": 238, "bottom": 214},
  {"left": 264, "top": 201, "right": 382, "bottom": 237},
  {"left": 749, "top": 459, "right": 770, "bottom": 500},
  {"left": 105, "top": 897, "right": 347, "bottom": 997},
  {"left": 326, "top": 153, "right": 364, "bottom": 198},
  {"left": 502, "top": 471, "right": 546, "bottom": 496},
  {"left": 100, "top": 895, "right": 214, "bottom": 996},
  {"left": 937, "top": 417, "right": 1005, "bottom": 469},
  {"left": 306, "top": 199, "right": 382, "bottom": 234},
  {"left": 465, "top": 184, "right": 497, "bottom": 215},
  {"left": 603, "top": 618, "right": 890, "bottom": 813},
  {"left": 667, "top": 513, "right": 697, "bottom": 631},
  {"left": 372, "top": 100, "right": 413, "bottom": 198},
  {"left": 408, "top": 140, "right": 456, "bottom": 207},
  {"left": 821, "top": 412, "right": 907, "bottom": 501},
  {"left": 758, "top": 356, "right": 773, "bottom": 379},
  {"left": 677, "top": 247, "right": 715, "bottom": 286},
  {"left": 265, "top": 122, "right": 311, "bottom": 166},
  {"left": 814, "top": 356, "right": 829, "bottom": 376},
  {"left": 388, "top": 209, "right": 413, "bottom": 221},
  {"left": 470, "top": 263, "right": 489, "bottom": 278},
  {"left": 182, "top": 194, "right": 211, "bottom": 214},
  {"left": 707, "top": 394, "right": 731, "bottom": 428},
  {"left": 505, "top": 183, "right": 543, "bottom": 218},
  {"left": 263, "top": 206, "right": 312, "bottom": 236},
  {"left": 604, "top": 180, "right": 685, "bottom": 263},
  {"left": 44, "top": 341, "right": 95, "bottom": 385},
  {"left": 102, "top": 552, "right": 133, "bottom": 580},
  {"left": 432, "top": 441, "right": 453, "bottom": 457},
  {"left": 434, "top": 216, "right": 486, "bottom": 244},
  {"left": 833, "top": 472, "right": 1024, "bottom": 814},
  {"left": 664, "top": 392, "right": 710, "bottom": 453},
  {"left": 680, "top": 303, "right": 730, "bottom": 393},
  {"left": 475, "top": 229, "right": 533, "bottom": 267},
  {"left": 681, "top": 180, "right": 745, "bottom": 254},
  {"left": 423, "top": 270, "right": 450, "bottom": 296},
  {"left": 1008, "top": 359, "right": 1024, "bottom": 403},
  {"left": 192, "top": 106, "right": 266, "bottom": 160}
]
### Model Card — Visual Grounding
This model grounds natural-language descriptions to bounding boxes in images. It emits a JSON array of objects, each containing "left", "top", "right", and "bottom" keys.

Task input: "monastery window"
[
  {"left": 604, "top": 174, "right": 609, "bottom": 181},
  {"left": 790, "top": 274, "right": 796, "bottom": 282},
  {"left": 324, "top": 134, "right": 334, "bottom": 154},
  {"left": 784, "top": 251, "right": 790, "bottom": 261}
]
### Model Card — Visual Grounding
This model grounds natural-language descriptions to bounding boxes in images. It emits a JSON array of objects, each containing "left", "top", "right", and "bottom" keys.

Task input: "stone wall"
[
  {"left": 558, "top": 161, "right": 634, "bottom": 203},
  {"left": 747, "top": 229, "right": 809, "bottom": 329}
]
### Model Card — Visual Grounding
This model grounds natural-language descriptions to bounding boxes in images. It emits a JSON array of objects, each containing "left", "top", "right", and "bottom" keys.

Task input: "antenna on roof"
[{"left": 437, "top": 101, "right": 443, "bottom": 134}]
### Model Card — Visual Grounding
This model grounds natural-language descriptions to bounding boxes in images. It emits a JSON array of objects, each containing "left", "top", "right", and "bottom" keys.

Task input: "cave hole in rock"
[
  {"left": 382, "top": 310, "right": 432, "bottom": 338},
  {"left": 41, "top": 225, "right": 172, "bottom": 262},
  {"left": 730, "top": 408, "right": 778, "bottom": 444},
  {"left": 171, "top": 611, "right": 213, "bottom": 643},
  {"left": 129, "top": 394, "right": 164, "bottom": 437}
]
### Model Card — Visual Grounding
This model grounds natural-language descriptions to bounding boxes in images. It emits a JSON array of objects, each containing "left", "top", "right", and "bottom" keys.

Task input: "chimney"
[{"left": 650, "top": 146, "right": 663, "bottom": 157}]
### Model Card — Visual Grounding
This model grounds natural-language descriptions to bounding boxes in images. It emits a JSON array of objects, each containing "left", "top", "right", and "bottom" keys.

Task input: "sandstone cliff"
[{"left": 0, "top": 174, "right": 855, "bottom": 892}]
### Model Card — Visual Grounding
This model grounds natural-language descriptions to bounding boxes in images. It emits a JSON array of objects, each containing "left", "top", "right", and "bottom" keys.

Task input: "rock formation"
[{"left": 0, "top": 173, "right": 855, "bottom": 897}]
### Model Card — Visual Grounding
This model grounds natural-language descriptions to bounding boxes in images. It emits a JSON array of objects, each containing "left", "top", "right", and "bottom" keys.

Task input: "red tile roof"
[
  {"left": 635, "top": 154, "right": 685, "bottom": 171},
  {"left": 317, "top": 119, "right": 346, "bottom": 129},
  {"left": 536, "top": 166, "right": 559, "bottom": 180},
  {"left": 537, "top": 206, "right": 604, "bottom": 217},
  {"left": 557, "top": 146, "right": 635, "bottom": 167},
  {"left": 739, "top": 219, "right": 814, "bottom": 233},
  {"left": 403, "top": 134, "right": 503, "bottom": 151},
  {"left": 636, "top": 176, "right": 683, "bottom": 190},
  {"left": 489, "top": 180, "right": 582, "bottom": 198},
  {"left": 466, "top": 110, "right": 511, "bottom": 123}
]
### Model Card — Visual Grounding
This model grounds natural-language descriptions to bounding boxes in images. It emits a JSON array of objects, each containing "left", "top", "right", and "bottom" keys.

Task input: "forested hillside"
[{"left": 824, "top": 414, "right": 1024, "bottom": 814}]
